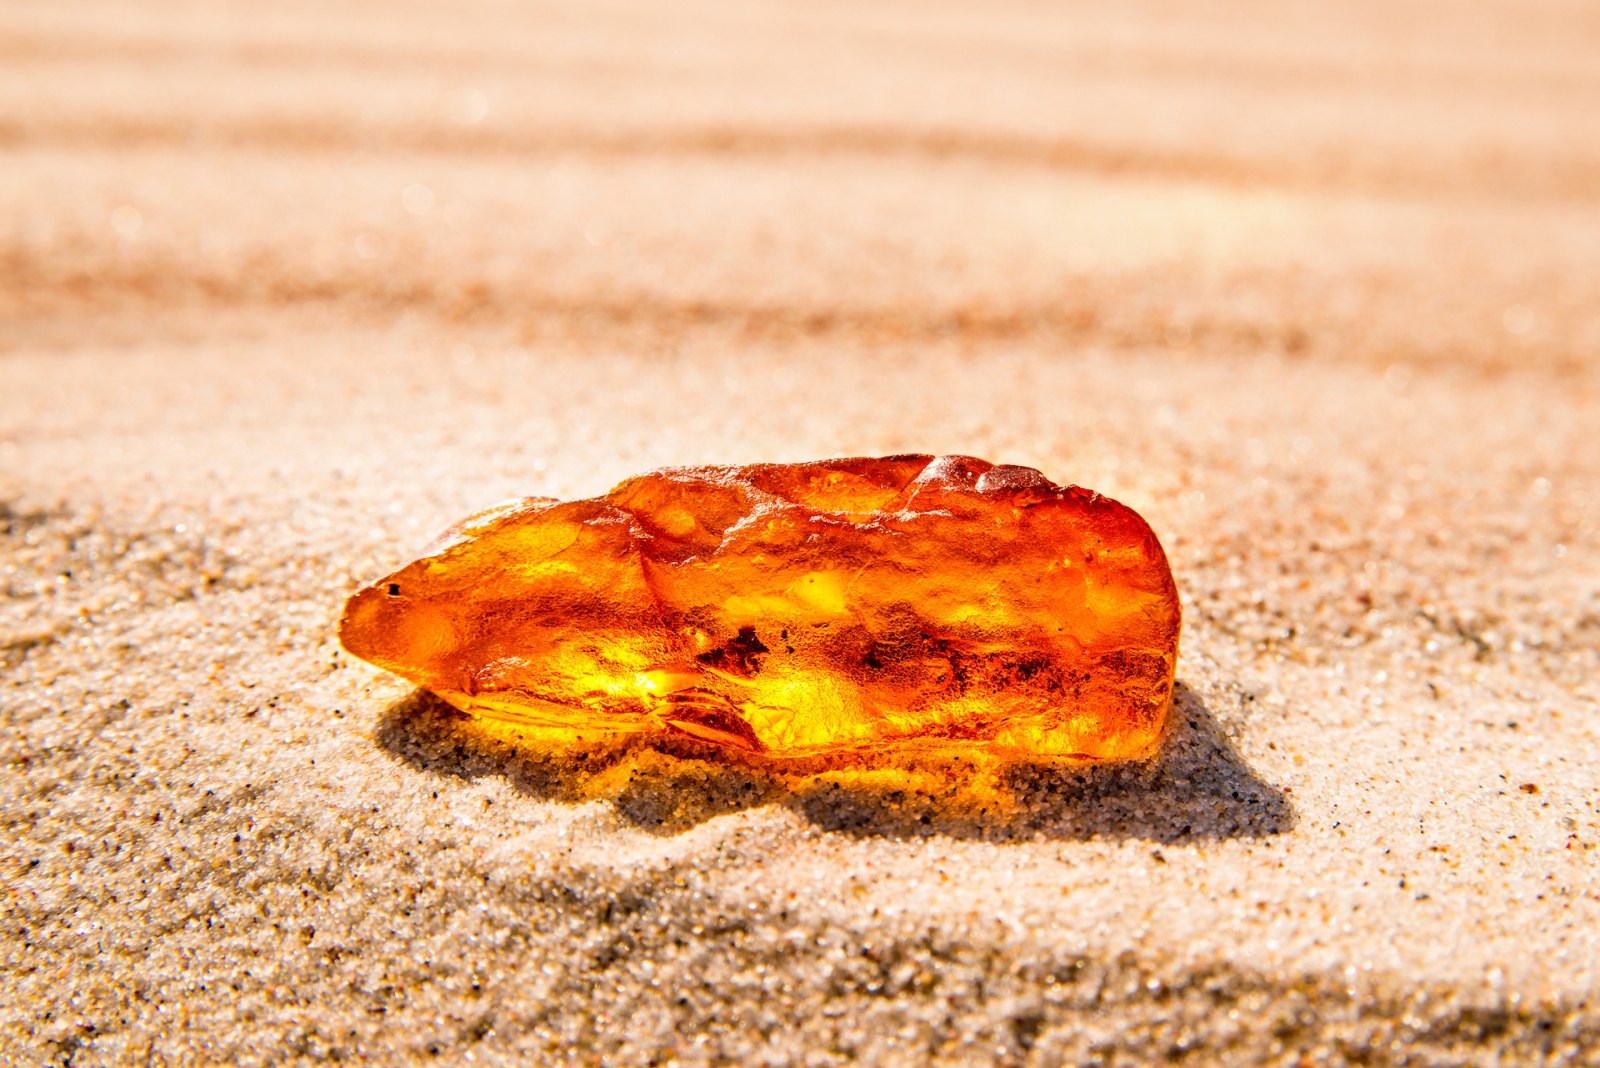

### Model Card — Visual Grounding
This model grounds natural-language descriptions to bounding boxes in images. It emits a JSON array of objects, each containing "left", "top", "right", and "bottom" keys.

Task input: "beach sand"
[{"left": 3, "top": 0, "right": 1599, "bottom": 1063}]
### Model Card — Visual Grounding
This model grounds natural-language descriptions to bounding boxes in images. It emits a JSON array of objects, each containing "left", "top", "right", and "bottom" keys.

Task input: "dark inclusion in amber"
[{"left": 340, "top": 455, "right": 1181, "bottom": 763}]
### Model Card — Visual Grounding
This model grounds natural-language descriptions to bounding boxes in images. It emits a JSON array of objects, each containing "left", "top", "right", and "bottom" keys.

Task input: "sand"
[{"left": 3, "top": 0, "right": 1599, "bottom": 1064}]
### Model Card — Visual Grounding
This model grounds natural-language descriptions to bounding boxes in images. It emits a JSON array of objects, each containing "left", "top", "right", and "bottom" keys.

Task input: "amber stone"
[{"left": 339, "top": 455, "right": 1180, "bottom": 763}]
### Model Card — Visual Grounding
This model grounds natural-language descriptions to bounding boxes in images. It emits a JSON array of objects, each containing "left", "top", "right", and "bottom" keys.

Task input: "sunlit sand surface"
[{"left": 3, "top": 0, "right": 1599, "bottom": 1062}]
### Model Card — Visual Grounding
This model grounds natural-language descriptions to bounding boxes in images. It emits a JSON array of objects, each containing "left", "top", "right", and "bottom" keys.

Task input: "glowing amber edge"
[{"left": 400, "top": 666, "right": 1177, "bottom": 768}]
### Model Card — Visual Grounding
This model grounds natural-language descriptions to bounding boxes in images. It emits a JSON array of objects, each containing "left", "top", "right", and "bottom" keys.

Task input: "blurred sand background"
[{"left": 3, "top": 0, "right": 1600, "bottom": 1063}]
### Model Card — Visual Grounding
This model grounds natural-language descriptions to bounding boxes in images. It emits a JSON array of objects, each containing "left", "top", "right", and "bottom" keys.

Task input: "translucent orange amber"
[{"left": 340, "top": 455, "right": 1180, "bottom": 763}]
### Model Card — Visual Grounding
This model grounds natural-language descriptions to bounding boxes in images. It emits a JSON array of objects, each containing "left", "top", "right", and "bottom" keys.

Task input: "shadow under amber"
[{"left": 372, "top": 681, "right": 1293, "bottom": 842}]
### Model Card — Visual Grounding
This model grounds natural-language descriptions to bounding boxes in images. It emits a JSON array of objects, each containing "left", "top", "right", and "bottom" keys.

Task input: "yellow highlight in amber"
[{"left": 340, "top": 455, "right": 1181, "bottom": 764}]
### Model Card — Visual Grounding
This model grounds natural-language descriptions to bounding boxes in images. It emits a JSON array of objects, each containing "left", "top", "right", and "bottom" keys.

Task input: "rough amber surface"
[{"left": 340, "top": 455, "right": 1181, "bottom": 763}]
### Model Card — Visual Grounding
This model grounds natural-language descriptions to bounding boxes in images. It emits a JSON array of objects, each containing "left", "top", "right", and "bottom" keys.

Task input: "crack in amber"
[{"left": 340, "top": 455, "right": 1181, "bottom": 764}]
